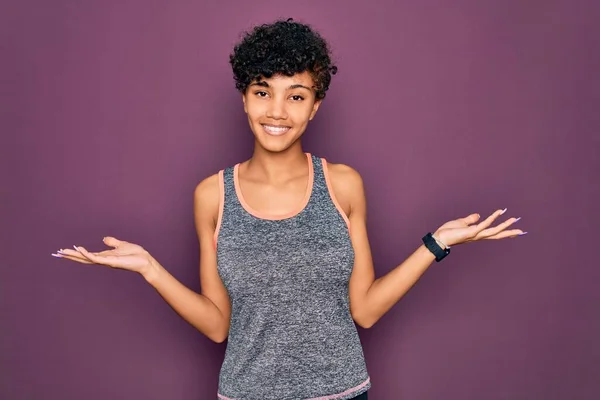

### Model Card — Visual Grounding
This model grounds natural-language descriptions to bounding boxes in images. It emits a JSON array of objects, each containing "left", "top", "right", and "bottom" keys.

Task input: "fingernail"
[
  {"left": 51, "top": 253, "right": 63, "bottom": 257},
  {"left": 518, "top": 231, "right": 528, "bottom": 236},
  {"left": 57, "top": 249, "right": 65, "bottom": 254},
  {"left": 500, "top": 208, "right": 507, "bottom": 215},
  {"left": 73, "top": 245, "right": 79, "bottom": 251},
  {"left": 514, "top": 217, "right": 521, "bottom": 222}
]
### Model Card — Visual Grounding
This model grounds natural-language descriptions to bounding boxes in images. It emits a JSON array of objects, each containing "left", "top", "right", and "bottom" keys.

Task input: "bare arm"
[
  {"left": 328, "top": 163, "right": 524, "bottom": 329},
  {"left": 137, "top": 174, "right": 231, "bottom": 342},
  {"left": 56, "top": 174, "right": 231, "bottom": 343},
  {"left": 143, "top": 262, "right": 229, "bottom": 343},
  {"left": 329, "top": 165, "right": 435, "bottom": 328}
]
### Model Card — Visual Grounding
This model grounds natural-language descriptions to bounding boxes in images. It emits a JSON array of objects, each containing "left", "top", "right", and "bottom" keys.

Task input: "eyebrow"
[{"left": 250, "top": 81, "right": 313, "bottom": 91}]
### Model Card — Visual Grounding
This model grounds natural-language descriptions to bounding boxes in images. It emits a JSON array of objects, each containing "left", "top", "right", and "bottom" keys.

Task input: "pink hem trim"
[
  {"left": 233, "top": 152, "right": 314, "bottom": 221},
  {"left": 321, "top": 158, "right": 351, "bottom": 230},
  {"left": 213, "top": 170, "right": 225, "bottom": 250},
  {"left": 306, "top": 377, "right": 370, "bottom": 400},
  {"left": 217, "top": 377, "right": 371, "bottom": 400},
  {"left": 217, "top": 376, "right": 370, "bottom": 400}
]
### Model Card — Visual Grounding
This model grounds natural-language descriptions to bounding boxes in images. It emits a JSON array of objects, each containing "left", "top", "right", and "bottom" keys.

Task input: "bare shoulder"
[
  {"left": 194, "top": 173, "right": 221, "bottom": 226},
  {"left": 326, "top": 161, "right": 366, "bottom": 216},
  {"left": 327, "top": 162, "right": 364, "bottom": 190}
]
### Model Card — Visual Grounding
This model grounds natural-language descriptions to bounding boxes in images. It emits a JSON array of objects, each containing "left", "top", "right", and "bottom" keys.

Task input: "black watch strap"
[{"left": 422, "top": 232, "right": 450, "bottom": 262}]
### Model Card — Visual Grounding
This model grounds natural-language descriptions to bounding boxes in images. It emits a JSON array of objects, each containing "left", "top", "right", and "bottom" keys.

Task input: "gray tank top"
[{"left": 215, "top": 153, "right": 371, "bottom": 400}]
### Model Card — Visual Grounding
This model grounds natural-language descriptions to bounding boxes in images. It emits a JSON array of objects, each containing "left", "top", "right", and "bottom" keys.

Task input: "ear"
[
  {"left": 308, "top": 99, "right": 322, "bottom": 121},
  {"left": 242, "top": 93, "right": 248, "bottom": 114}
]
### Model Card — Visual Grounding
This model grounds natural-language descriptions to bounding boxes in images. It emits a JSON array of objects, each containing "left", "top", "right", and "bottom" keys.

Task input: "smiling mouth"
[{"left": 262, "top": 124, "right": 291, "bottom": 136}]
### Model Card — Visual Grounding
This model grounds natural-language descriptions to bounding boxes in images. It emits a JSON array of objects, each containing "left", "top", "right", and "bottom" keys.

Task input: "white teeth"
[{"left": 262, "top": 124, "right": 290, "bottom": 134}]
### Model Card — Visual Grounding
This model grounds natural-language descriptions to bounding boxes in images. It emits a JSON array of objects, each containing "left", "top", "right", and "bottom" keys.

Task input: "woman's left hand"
[{"left": 434, "top": 208, "right": 526, "bottom": 248}]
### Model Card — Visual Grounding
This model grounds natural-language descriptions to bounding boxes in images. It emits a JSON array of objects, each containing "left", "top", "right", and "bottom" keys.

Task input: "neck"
[{"left": 246, "top": 143, "right": 308, "bottom": 183}]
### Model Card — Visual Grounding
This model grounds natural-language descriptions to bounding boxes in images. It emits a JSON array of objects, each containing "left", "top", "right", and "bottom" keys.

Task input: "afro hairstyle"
[{"left": 229, "top": 18, "right": 338, "bottom": 100}]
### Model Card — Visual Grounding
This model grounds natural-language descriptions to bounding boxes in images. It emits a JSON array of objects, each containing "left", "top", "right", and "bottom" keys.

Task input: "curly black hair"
[{"left": 229, "top": 18, "right": 337, "bottom": 100}]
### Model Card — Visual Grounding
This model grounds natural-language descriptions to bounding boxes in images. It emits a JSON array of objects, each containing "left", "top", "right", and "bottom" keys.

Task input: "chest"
[
  {"left": 216, "top": 214, "right": 354, "bottom": 299},
  {"left": 238, "top": 176, "right": 310, "bottom": 216}
]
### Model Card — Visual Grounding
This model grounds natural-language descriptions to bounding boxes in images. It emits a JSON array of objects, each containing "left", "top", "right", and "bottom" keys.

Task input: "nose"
[{"left": 266, "top": 97, "right": 288, "bottom": 120}]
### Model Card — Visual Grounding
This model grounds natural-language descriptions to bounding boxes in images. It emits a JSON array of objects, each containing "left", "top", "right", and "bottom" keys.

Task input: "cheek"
[
  {"left": 290, "top": 105, "right": 314, "bottom": 122},
  {"left": 245, "top": 104, "right": 264, "bottom": 121}
]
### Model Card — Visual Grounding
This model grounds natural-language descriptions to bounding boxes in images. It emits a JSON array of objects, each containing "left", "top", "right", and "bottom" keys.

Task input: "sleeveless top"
[{"left": 214, "top": 153, "right": 371, "bottom": 400}]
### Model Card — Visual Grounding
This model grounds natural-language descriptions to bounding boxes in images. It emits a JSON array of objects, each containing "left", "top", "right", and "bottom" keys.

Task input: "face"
[{"left": 242, "top": 71, "right": 322, "bottom": 153}]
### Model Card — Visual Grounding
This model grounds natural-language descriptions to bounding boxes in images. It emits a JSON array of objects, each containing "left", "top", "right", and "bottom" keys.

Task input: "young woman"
[{"left": 52, "top": 19, "right": 526, "bottom": 400}]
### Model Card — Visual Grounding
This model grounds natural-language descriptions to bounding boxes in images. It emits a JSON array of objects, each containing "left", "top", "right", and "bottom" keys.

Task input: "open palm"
[
  {"left": 435, "top": 208, "right": 526, "bottom": 247},
  {"left": 52, "top": 237, "right": 154, "bottom": 274}
]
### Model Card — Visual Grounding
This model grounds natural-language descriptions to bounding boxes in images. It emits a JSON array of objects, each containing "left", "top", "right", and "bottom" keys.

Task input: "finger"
[
  {"left": 75, "top": 246, "right": 101, "bottom": 262},
  {"left": 483, "top": 229, "right": 526, "bottom": 240},
  {"left": 76, "top": 246, "right": 119, "bottom": 267},
  {"left": 474, "top": 208, "right": 507, "bottom": 232},
  {"left": 476, "top": 217, "right": 521, "bottom": 239},
  {"left": 57, "top": 248, "right": 92, "bottom": 259},
  {"left": 59, "top": 248, "right": 115, "bottom": 258},
  {"left": 103, "top": 236, "right": 125, "bottom": 248},
  {"left": 51, "top": 253, "right": 94, "bottom": 264},
  {"left": 461, "top": 213, "right": 481, "bottom": 226}
]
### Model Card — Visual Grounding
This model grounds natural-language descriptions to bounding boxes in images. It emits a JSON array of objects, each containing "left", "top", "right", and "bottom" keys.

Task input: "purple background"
[{"left": 2, "top": 1, "right": 599, "bottom": 399}]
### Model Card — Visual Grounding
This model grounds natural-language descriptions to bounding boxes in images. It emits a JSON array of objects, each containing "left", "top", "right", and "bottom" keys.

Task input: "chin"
[
  {"left": 254, "top": 136, "right": 300, "bottom": 154},
  {"left": 259, "top": 141, "right": 293, "bottom": 154}
]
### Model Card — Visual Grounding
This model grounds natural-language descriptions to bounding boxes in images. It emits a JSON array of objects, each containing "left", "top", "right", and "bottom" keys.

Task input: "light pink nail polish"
[
  {"left": 51, "top": 253, "right": 62, "bottom": 257},
  {"left": 500, "top": 208, "right": 507, "bottom": 215}
]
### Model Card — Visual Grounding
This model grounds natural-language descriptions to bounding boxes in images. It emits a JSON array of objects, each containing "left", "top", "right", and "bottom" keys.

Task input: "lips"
[{"left": 262, "top": 124, "right": 291, "bottom": 136}]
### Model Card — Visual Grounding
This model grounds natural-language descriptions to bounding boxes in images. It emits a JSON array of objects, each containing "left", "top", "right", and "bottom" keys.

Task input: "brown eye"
[
  {"left": 255, "top": 91, "right": 268, "bottom": 97},
  {"left": 291, "top": 95, "right": 304, "bottom": 101}
]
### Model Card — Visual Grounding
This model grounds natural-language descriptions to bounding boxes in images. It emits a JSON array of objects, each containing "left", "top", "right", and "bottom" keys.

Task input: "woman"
[{"left": 52, "top": 19, "right": 526, "bottom": 400}]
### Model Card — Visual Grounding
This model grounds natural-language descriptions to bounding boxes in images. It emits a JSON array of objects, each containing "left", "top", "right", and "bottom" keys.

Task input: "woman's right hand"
[{"left": 52, "top": 236, "right": 157, "bottom": 277}]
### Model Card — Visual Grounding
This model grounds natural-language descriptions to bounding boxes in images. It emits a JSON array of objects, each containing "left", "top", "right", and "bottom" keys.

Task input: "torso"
[{"left": 213, "top": 153, "right": 370, "bottom": 399}]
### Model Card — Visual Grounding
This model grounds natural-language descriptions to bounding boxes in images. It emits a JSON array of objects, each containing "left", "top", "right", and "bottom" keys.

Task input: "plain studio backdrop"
[{"left": 1, "top": 1, "right": 598, "bottom": 399}]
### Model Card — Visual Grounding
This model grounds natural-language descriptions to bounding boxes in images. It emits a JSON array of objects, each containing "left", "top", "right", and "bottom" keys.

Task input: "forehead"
[{"left": 256, "top": 71, "right": 315, "bottom": 89}]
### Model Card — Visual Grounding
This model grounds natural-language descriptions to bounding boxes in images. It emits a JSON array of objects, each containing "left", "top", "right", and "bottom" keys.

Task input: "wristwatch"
[{"left": 422, "top": 232, "right": 451, "bottom": 262}]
